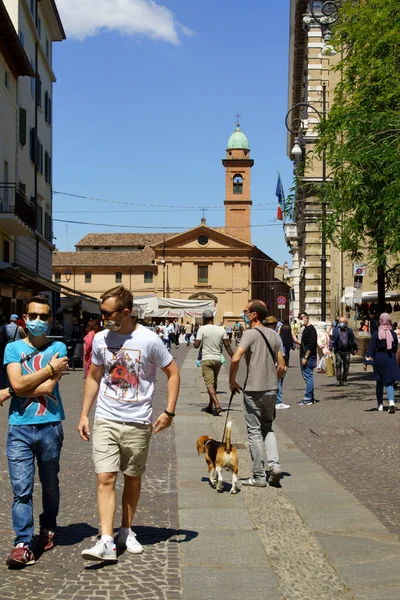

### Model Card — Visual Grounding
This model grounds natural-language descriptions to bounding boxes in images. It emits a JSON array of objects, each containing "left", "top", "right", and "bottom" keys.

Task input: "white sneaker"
[
  {"left": 81, "top": 539, "right": 117, "bottom": 561},
  {"left": 276, "top": 403, "right": 291, "bottom": 410},
  {"left": 378, "top": 404, "right": 384, "bottom": 412},
  {"left": 117, "top": 529, "right": 143, "bottom": 554},
  {"left": 388, "top": 402, "right": 396, "bottom": 414}
]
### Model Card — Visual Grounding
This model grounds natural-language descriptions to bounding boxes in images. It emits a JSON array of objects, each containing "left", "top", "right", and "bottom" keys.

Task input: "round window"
[{"left": 198, "top": 235, "right": 209, "bottom": 246}]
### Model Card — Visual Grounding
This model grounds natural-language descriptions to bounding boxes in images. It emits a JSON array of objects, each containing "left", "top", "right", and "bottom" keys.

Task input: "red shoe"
[
  {"left": 6, "top": 544, "right": 36, "bottom": 567},
  {"left": 38, "top": 528, "right": 55, "bottom": 552}
]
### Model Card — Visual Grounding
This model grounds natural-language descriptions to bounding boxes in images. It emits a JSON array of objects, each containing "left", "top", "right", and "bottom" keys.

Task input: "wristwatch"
[
  {"left": 164, "top": 409, "right": 175, "bottom": 418},
  {"left": 8, "top": 386, "right": 16, "bottom": 398}
]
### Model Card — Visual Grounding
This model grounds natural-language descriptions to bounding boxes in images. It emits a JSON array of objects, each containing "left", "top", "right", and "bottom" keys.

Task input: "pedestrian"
[
  {"left": 163, "top": 319, "right": 174, "bottom": 351},
  {"left": 316, "top": 323, "right": 330, "bottom": 373},
  {"left": 194, "top": 309, "right": 233, "bottom": 415},
  {"left": 0, "top": 314, "right": 27, "bottom": 387},
  {"left": 265, "top": 316, "right": 290, "bottom": 410},
  {"left": 364, "top": 312, "right": 400, "bottom": 413},
  {"left": 229, "top": 300, "right": 285, "bottom": 487},
  {"left": 226, "top": 323, "right": 233, "bottom": 342},
  {"left": 4, "top": 295, "right": 69, "bottom": 567},
  {"left": 369, "top": 312, "right": 378, "bottom": 335},
  {"left": 296, "top": 312, "right": 318, "bottom": 406},
  {"left": 233, "top": 320, "right": 243, "bottom": 346},
  {"left": 184, "top": 321, "right": 192, "bottom": 346},
  {"left": 278, "top": 319, "right": 294, "bottom": 366},
  {"left": 330, "top": 317, "right": 358, "bottom": 386},
  {"left": 78, "top": 285, "right": 179, "bottom": 562},
  {"left": 83, "top": 320, "right": 102, "bottom": 378},
  {"left": 173, "top": 319, "right": 180, "bottom": 349}
]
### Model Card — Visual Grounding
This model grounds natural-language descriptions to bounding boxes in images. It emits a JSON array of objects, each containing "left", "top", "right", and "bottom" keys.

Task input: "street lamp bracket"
[{"left": 309, "top": 1, "right": 340, "bottom": 27}]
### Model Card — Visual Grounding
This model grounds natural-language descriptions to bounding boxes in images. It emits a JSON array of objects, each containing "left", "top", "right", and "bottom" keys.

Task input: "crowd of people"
[{"left": 0, "top": 291, "right": 399, "bottom": 568}]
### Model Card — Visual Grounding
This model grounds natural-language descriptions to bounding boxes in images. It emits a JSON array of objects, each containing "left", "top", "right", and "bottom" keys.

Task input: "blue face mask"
[
  {"left": 243, "top": 313, "right": 251, "bottom": 325},
  {"left": 26, "top": 319, "right": 48, "bottom": 337},
  {"left": 339, "top": 323, "right": 346, "bottom": 329}
]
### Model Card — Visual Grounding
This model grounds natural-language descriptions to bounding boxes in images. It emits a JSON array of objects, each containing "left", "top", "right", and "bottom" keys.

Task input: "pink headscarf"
[{"left": 378, "top": 312, "right": 393, "bottom": 350}]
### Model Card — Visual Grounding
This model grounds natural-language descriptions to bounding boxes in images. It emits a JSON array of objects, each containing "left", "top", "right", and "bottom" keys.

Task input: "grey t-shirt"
[
  {"left": 196, "top": 324, "right": 227, "bottom": 362},
  {"left": 239, "top": 326, "right": 281, "bottom": 392}
]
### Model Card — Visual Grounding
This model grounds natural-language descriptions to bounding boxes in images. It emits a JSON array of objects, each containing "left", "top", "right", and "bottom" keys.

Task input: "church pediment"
[{"left": 151, "top": 225, "right": 253, "bottom": 252}]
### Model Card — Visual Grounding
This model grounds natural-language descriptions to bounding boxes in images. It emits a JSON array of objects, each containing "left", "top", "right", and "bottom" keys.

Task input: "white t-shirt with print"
[
  {"left": 163, "top": 323, "right": 174, "bottom": 340},
  {"left": 91, "top": 325, "right": 172, "bottom": 424}
]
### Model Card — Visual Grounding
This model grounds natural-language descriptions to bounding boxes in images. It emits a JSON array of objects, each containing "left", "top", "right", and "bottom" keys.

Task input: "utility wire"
[
  {"left": 53, "top": 190, "right": 277, "bottom": 209},
  {"left": 53, "top": 218, "right": 283, "bottom": 230}
]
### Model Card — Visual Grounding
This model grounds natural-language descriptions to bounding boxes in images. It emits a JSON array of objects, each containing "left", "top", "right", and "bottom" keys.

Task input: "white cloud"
[{"left": 57, "top": 0, "right": 192, "bottom": 44}]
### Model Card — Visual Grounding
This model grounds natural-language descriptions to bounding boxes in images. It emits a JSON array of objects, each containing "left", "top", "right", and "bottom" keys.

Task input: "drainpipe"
[{"left": 34, "top": 32, "right": 39, "bottom": 273}]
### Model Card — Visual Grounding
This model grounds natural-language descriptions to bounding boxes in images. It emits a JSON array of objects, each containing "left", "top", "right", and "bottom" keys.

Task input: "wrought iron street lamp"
[
  {"left": 285, "top": 83, "right": 328, "bottom": 321},
  {"left": 310, "top": 1, "right": 341, "bottom": 56},
  {"left": 65, "top": 268, "right": 72, "bottom": 283}
]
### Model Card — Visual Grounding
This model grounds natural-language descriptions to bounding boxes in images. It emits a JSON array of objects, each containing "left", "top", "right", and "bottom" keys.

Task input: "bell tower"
[{"left": 223, "top": 116, "right": 254, "bottom": 243}]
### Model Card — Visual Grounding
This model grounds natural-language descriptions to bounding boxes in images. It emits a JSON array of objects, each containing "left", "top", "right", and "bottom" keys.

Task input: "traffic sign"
[{"left": 277, "top": 295, "right": 286, "bottom": 306}]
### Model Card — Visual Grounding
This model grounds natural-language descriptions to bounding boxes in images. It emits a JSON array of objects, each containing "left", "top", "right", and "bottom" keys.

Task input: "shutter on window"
[
  {"left": 44, "top": 91, "right": 48, "bottom": 121},
  {"left": 45, "top": 151, "right": 49, "bottom": 182},
  {"left": 19, "top": 108, "right": 27, "bottom": 145}
]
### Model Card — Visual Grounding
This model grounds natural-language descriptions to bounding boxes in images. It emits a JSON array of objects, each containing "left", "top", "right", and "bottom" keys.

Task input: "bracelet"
[
  {"left": 47, "top": 364, "right": 55, "bottom": 378},
  {"left": 164, "top": 409, "right": 175, "bottom": 418}
]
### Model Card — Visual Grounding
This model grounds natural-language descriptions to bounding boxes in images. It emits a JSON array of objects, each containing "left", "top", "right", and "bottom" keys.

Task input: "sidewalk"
[{"left": 175, "top": 349, "right": 400, "bottom": 600}]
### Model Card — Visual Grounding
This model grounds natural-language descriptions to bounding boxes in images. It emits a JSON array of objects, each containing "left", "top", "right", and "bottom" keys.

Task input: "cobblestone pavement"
[
  {"left": 0, "top": 347, "right": 188, "bottom": 600},
  {"left": 262, "top": 358, "right": 400, "bottom": 540}
]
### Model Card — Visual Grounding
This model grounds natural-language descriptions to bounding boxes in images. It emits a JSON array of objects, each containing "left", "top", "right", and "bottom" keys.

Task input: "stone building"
[
  {"left": 286, "top": 0, "right": 395, "bottom": 321},
  {"left": 0, "top": 0, "right": 65, "bottom": 317},
  {"left": 53, "top": 125, "right": 290, "bottom": 323}
]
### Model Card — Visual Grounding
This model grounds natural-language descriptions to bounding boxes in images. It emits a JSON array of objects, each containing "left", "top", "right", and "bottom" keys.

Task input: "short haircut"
[
  {"left": 100, "top": 285, "right": 133, "bottom": 311},
  {"left": 26, "top": 294, "right": 51, "bottom": 314},
  {"left": 300, "top": 311, "right": 309, "bottom": 318},
  {"left": 248, "top": 299, "right": 268, "bottom": 321}
]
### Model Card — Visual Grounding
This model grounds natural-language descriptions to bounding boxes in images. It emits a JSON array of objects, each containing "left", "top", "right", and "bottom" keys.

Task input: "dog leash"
[{"left": 221, "top": 391, "right": 236, "bottom": 443}]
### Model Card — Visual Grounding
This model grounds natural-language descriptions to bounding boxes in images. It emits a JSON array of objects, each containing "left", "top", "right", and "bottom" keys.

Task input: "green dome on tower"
[{"left": 227, "top": 125, "right": 250, "bottom": 150}]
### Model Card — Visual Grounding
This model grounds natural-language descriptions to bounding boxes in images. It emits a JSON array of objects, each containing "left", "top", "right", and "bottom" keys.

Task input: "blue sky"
[{"left": 53, "top": 0, "right": 292, "bottom": 265}]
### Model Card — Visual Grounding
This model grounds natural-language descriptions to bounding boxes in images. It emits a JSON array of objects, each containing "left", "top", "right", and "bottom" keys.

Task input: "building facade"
[
  {"left": 0, "top": 0, "right": 65, "bottom": 317},
  {"left": 53, "top": 125, "right": 290, "bottom": 323},
  {"left": 286, "top": 0, "right": 390, "bottom": 322}
]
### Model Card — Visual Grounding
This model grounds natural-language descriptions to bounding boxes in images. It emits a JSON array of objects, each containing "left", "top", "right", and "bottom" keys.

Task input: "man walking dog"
[{"left": 230, "top": 300, "right": 285, "bottom": 487}]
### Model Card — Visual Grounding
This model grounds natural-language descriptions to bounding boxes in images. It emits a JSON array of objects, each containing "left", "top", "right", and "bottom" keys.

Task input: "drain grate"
[{"left": 310, "top": 427, "right": 363, "bottom": 437}]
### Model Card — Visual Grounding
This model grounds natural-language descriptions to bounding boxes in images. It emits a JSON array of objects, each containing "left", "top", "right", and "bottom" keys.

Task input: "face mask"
[
  {"left": 339, "top": 323, "right": 346, "bottom": 329},
  {"left": 26, "top": 319, "right": 48, "bottom": 337},
  {"left": 243, "top": 313, "right": 251, "bottom": 325},
  {"left": 299, "top": 319, "right": 304, "bottom": 326}
]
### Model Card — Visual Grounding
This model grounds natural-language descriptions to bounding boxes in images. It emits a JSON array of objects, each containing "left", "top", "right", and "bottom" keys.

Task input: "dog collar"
[{"left": 204, "top": 439, "right": 212, "bottom": 447}]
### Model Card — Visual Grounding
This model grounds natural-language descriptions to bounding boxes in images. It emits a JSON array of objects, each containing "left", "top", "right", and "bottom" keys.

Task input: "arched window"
[{"left": 233, "top": 174, "right": 243, "bottom": 194}]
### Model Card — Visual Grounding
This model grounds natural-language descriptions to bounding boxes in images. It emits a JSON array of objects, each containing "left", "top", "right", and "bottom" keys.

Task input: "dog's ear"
[{"left": 196, "top": 436, "right": 208, "bottom": 455}]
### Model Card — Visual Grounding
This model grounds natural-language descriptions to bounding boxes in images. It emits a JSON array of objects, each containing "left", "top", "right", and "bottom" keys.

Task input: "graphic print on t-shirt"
[
  {"left": 20, "top": 351, "right": 58, "bottom": 416},
  {"left": 103, "top": 346, "right": 141, "bottom": 402}
]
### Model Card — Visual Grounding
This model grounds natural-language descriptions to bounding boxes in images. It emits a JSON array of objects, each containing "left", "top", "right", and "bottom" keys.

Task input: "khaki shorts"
[
  {"left": 92, "top": 418, "right": 152, "bottom": 477},
  {"left": 201, "top": 360, "right": 221, "bottom": 388}
]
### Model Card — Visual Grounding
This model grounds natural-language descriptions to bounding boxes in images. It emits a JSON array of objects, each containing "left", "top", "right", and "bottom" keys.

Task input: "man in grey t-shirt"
[
  {"left": 194, "top": 310, "right": 233, "bottom": 415},
  {"left": 230, "top": 300, "right": 285, "bottom": 487}
]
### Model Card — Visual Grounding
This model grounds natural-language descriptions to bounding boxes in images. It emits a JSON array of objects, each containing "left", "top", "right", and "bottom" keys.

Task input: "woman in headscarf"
[
  {"left": 316, "top": 322, "right": 330, "bottom": 373},
  {"left": 364, "top": 313, "right": 400, "bottom": 413}
]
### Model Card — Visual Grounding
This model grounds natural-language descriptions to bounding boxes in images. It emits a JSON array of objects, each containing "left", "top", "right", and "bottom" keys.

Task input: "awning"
[
  {"left": 0, "top": 262, "right": 61, "bottom": 293},
  {"left": 340, "top": 288, "right": 400, "bottom": 308},
  {"left": 132, "top": 295, "right": 216, "bottom": 318}
]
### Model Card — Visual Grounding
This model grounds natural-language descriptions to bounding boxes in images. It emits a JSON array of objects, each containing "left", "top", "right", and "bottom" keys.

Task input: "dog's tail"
[{"left": 225, "top": 421, "right": 232, "bottom": 454}]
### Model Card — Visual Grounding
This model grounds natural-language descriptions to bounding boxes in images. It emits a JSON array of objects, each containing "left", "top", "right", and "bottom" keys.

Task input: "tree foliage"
[{"left": 315, "top": 0, "right": 400, "bottom": 287}]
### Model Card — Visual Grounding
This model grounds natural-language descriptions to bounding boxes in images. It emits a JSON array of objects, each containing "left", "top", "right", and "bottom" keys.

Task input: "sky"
[{"left": 53, "top": 0, "right": 293, "bottom": 265}]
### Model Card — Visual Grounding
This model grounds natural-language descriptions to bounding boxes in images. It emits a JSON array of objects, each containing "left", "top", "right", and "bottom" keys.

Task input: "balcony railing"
[{"left": 0, "top": 183, "right": 37, "bottom": 231}]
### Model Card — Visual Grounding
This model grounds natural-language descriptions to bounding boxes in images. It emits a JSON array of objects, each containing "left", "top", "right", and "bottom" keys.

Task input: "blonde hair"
[{"left": 100, "top": 285, "right": 133, "bottom": 311}]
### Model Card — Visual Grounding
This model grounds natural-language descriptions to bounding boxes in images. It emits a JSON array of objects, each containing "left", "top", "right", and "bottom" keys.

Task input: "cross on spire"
[{"left": 235, "top": 113, "right": 241, "bottom": 128}]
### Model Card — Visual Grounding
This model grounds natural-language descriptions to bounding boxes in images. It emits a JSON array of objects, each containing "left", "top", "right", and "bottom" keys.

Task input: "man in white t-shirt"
[
  {"left": 78, "top": 286, "right": 179, "bottom": 562},
  {"left": 194, "top": 310, "right": 233, "bottom": 415},
  {"left": 163, "top": 320, "right": 174, "bottom": 351}
]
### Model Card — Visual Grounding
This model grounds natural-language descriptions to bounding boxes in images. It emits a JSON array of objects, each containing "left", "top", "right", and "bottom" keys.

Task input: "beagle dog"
[{"left": 196, "top": 421, "right": 239, "bottom": 494}]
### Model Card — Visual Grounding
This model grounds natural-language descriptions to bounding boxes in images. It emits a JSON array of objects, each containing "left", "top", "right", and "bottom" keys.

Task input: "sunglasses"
[
  {"left": 100, "top": 308, "right": 123, "bottom": 320},
  {"left": 27, "top": 312, "right": 51, "bottom": 321}
]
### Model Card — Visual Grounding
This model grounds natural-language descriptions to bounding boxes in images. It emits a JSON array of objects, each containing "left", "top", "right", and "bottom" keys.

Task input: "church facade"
[{"left": 53, "top": 125, "right": 290, "bottom": 323}]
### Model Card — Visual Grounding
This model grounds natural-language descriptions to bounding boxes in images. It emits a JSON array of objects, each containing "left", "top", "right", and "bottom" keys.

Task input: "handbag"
[{"left": 325, "top": 355, "right": 335, "bottom": 377}]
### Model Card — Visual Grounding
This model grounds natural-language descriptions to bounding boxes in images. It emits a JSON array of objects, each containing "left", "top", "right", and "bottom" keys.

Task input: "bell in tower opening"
[{"left": 233, "top": 174, "right": 243, "bottom": 194}]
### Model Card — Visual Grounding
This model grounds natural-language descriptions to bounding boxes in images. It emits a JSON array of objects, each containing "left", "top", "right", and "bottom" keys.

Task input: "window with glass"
[
  {"left": 54, "top": 272, "right": 61, "bottom": 283},
  {"left": 115, "top": 272, "right": 122, "bottom": 283},
  {"left": 144, "top": 271, "right": 153, "bottom": 284},
  {"left": 198, "top": 265, "right": 208, "bottom": 283},
  {"left": 85, "top": 272, "right": 92, "bottom": 284}
]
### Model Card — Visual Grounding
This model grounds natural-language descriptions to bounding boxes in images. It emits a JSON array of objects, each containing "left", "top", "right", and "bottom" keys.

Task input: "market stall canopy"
[
  {"left": 341, "top": 288, "right": 400, "bottom": 309},
  {"left": 133, "top": 296, "right": 216, "bottom": 319}
]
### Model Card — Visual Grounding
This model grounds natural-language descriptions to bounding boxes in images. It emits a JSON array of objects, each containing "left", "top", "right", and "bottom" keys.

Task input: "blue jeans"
[
  {"left": 6, "top": 422, "right": 64, "bottom": 546},
  {"left": 300, "top": 357, "right": 317, "bottom": 400},
  {"left": 276, "top": 378, "right": 284, "bottom": 405},
  {"left": 376, "top": 382, "right": 395, "bottom": 404}
]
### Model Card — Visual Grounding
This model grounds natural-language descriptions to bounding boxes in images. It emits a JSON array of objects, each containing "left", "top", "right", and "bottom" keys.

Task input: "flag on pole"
[{"left": 275, "top": 173, "right": 285, "bottom": 221}]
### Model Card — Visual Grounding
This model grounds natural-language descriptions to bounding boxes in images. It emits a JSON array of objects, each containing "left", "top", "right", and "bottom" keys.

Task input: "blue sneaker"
[{"left": 296, "top": 399, "right": 315, "bottom": 406}]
